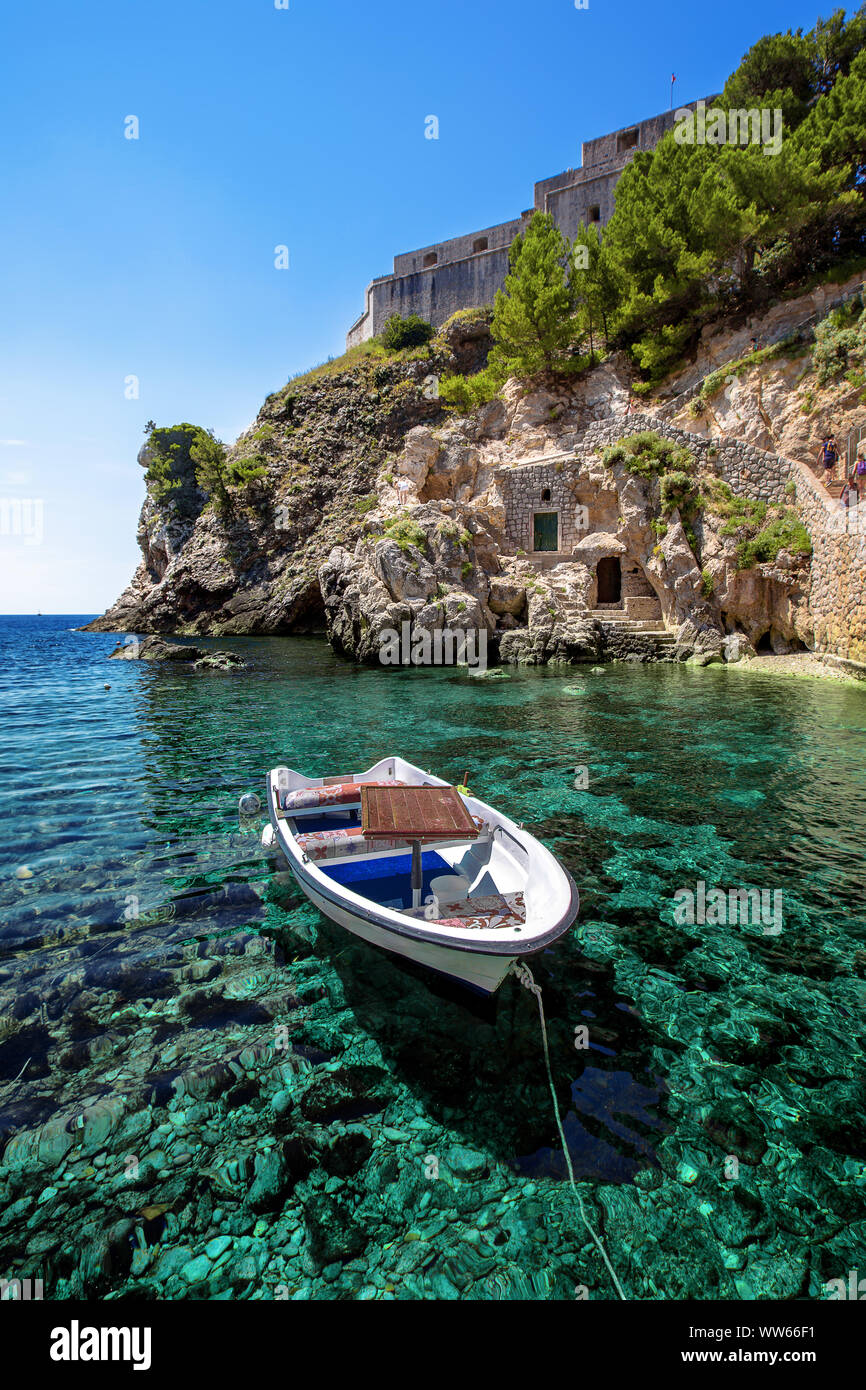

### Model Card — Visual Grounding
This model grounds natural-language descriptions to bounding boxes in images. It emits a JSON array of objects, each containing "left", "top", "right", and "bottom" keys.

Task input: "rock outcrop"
[
  {"left": 87, "top": 284, "right": 866, "bottom": 664},
  {"left": 109, "top": 637, "right": 246, "bottom": 671}
]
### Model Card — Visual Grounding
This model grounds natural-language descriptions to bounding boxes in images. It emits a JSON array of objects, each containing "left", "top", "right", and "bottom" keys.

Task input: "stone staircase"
[{"left": 548, "top": 579, "right": 679, "bottom": 661}]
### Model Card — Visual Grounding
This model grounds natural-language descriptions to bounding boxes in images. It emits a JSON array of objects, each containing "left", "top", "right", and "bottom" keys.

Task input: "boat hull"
[{"left": 299, "top": 873, "right": 516, "bottom": 993}]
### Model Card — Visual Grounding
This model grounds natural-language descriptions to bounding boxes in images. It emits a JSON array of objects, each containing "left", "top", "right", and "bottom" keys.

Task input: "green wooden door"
[{"left": 533, "top": 511, "right": 559, "bottom": 552}]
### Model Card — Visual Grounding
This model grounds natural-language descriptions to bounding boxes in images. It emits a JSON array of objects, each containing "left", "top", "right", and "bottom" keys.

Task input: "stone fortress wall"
[{"left": 347, "top": 101, "right": 710, "bottom": 350}]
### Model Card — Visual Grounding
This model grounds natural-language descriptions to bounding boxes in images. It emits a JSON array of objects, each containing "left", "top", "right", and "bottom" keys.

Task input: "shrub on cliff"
[
  {"left": 190, "top": 428, "right": 231, "bottom": 511},
  {"left": 382, "top": 314, "right": 434, "bottom": 350},
  {"left": 382, "top": 515, "right": 427, "bottom": 552},
  {"left": 602, "top": 431, "right": 694, "bottom": 480},
  {"left": 145, "top": 423, "right": 257, "bottom": 518},
  {"left": 145, "top": 424, "right": 217, "bottom": 512},
  {"left": 736, "top": 509, "right": 813, "bottom": 568},
  {"left": 812, "top": 294, "right": 866, "bottom": 384},
  {"left": 439, "top": 364, "right": 504, "bottom": 411}
]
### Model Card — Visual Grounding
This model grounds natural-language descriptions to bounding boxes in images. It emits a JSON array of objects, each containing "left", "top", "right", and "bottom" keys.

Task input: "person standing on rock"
[{"left": 818, "top": 435, "right": 839, "bottom": 484}]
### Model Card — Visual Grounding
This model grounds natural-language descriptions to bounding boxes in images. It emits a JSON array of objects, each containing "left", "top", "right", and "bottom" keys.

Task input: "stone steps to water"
[{"left": 554, "top": 600, "right": 671, "bottom": 637}]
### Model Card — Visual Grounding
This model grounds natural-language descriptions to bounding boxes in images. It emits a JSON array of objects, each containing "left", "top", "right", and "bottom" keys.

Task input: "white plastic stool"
[{"left": 430, "top": 874, "right": 471, "bottom": 906}]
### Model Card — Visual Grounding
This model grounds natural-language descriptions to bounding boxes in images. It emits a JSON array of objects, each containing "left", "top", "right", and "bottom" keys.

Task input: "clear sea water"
[{"left": 1, "top": 613, "right": 865, "bottom": 1300}]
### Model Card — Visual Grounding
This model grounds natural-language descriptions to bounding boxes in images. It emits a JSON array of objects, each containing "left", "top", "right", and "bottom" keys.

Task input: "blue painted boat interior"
[{"left": 321, "top": 850, "right": 452, "bottom": 909}]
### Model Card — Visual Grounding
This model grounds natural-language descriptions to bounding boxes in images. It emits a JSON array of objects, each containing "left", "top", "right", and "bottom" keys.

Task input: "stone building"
[
  {"left": 497, "top": 454, "right": 662, "bottom": 619},
  {"left": 347, "top": 99, "right": 709, "bottom": 349}
]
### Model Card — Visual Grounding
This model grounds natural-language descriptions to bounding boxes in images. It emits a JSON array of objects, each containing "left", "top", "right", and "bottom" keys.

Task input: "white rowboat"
[{"left": 265, "top": 757, "right": 578, "bottom": 994}]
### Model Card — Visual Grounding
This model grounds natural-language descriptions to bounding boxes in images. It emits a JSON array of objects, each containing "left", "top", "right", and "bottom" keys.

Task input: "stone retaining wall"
[{"left": 580, "top": 413, "right": 791, "bottom": 504}]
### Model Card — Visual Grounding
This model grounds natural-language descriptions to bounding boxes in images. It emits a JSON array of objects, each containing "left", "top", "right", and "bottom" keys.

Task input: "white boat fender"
[
  {"left": 510, "top": 962, "right": 627, "bottom": 1302},
  {"left": 261, "top": 823, "right": 277, "bottom": 851}
]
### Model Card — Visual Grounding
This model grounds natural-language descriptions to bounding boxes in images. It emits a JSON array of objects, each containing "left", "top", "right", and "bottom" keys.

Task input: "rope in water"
[{"left": 510, "top": 961, "right": 627, "bottom": 1301}]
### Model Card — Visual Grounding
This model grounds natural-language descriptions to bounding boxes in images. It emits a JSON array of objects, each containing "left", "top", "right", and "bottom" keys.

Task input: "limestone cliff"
[{"left": 88, "top": 288, "right": 866, "bottom": 666}]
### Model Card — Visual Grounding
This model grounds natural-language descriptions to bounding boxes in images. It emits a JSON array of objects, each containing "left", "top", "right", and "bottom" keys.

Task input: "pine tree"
[
  {"left": 571, "top": 222, "right": 620, "bottom": 354},
  {"left": 489, "top": 212, "right": 576, "bottom": 378}
]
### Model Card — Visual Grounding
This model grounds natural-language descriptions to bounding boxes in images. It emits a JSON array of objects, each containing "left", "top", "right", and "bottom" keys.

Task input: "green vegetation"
[
  {"left": 811, "top": 292, "right": 866, "bottom": 384},
  {"left": 461, "top": 560, "right": 474, "bottom": 579},
  {"left": 701, "top": 567, "right": 715, "bottom": 598},
  {"left": 144, "top": 422, "right": 267, "bottom": 517},
  {"left": 278, "top": 325, "right": 436, "bottom": 397},
  {"left": 600, "top": 433, "right": 811, "bottom": 570},
  {"left": 660, "top": 470, "right": 700, "bottom": 516},
  {"left": 602, "top": 431, "right": 695, "bottom": 481},
  {"left": 435, "top": 306, "right": 493, "bottom": 335},
  {"left": 703, "top": 478, "right": 767, "bottom": 534},
  {"left": 702, "top": 478, "right": 811, "bottom": 568},
  {"left": 353, "top": 494, "right": 378, "bottom": 515},
  {"left": 382, "top": 515, "right": 427, "bottom": 552},
  {"left": 601, "top": 12, "right": 866, "bottom": 380},
  {"left": 488, "top": 212, "right": 577, "bottom": 377},
  {"left": 438, "top": 365, "right": 504, "bottom": 411},
  {"left": 602, "top": 432, "right": 703, "bottom": 554},
  {"left": 736, "top": 509, "right": 813, "bottom": 568},
  {"left": 228, "top": 454, "right": 268, "bottom": 488},
  {"left": 381, "top": 313, "right": 434, "bottom": 350}
]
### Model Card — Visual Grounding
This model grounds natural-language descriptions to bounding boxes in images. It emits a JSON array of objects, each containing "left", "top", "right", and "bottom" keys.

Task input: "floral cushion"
[
  {"left": 405, "top": 891, "right": 525, "bottom": 931},
  {"left": 280, "top": 779, "right": 405, "bottom": 811},
  {"left": 295, "top": 825, "right": 410, "bottom": 861}
]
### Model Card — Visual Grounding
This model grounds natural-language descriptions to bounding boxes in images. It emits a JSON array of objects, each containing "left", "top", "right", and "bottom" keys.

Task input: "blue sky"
[{"left": 0, "top": 0, "right": 831, "bottom": 612}]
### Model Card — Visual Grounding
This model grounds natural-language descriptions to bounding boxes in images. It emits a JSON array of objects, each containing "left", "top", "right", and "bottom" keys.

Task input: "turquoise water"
[{"left": 0, "top": 614, "right": 865, "bottom": 1300}]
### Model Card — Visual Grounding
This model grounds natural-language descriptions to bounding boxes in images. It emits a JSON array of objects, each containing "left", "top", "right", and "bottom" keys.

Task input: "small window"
[
  {"left": 617, "top": 128, "right": 639, "bottom": 154},
  {"left": 423, "top": 251, "right": 438, "bottom": 268},
  {"left": 472, "top": 237, "right": 489, "bottom": 253},
  {"left": 588, "top": 205, "right": 600, "bottom": 223},
  {"left": 541, "top": 487, "right": 551, "bottom": 501}
]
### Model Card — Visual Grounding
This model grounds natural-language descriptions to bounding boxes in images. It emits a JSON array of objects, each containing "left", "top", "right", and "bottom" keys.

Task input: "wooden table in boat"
[
  {"left": 361, "top": 785, "right": 478, "bottom": 908},
  {"left": 360, "top": 785, "right": 478, "bottom": 843}
]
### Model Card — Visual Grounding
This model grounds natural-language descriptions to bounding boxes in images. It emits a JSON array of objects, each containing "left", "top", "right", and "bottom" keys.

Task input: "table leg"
[{"left": 411, "top": 839, "right": 422, "bottom": 909}]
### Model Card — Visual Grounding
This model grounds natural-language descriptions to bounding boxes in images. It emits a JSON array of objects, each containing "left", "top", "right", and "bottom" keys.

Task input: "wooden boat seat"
[{"left": 279, "top": 779, "right": 407, "bottom": 813}]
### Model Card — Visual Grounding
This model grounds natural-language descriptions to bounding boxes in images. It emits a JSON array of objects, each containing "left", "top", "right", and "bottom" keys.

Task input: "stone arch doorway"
[{"left": 596, "top": 556, "right": 622, "bottom": 604}]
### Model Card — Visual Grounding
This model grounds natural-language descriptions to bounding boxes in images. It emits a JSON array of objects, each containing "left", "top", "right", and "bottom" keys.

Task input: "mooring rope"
[{"left": 510, "top": 961, "right": 627, "bottom": 1301}]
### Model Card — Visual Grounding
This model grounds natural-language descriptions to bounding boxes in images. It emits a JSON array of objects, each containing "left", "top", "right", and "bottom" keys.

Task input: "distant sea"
[{"left": 0, "top": 613, "right": 864, "bottom": 1300}]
